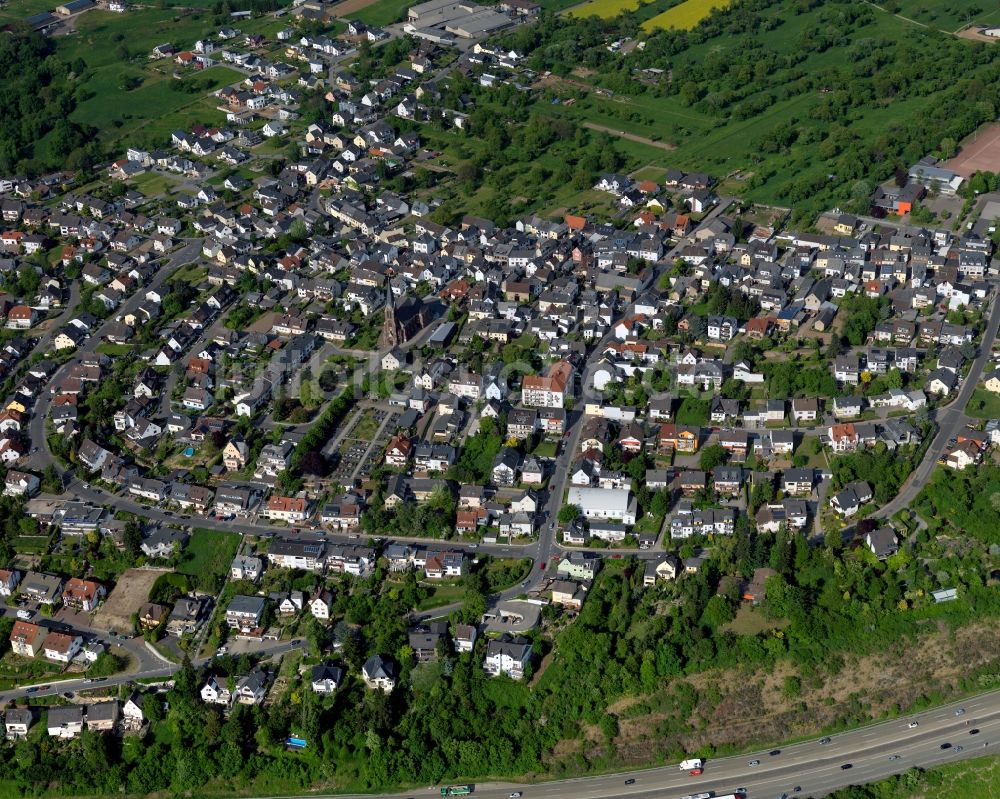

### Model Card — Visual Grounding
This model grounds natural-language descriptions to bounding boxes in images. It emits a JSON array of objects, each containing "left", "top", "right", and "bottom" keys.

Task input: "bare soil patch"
[
  {"left": 957, "top": 25, "right": 998, "bottom": 43},
  {"left": 94, "top": 568, "right": 171, "bottom": 632},
  {"left": 328, "top": 0, "right": 383, "bottom": 15},
  {"left": 582, "top": 122, "right": 677, "bottom": 152}
]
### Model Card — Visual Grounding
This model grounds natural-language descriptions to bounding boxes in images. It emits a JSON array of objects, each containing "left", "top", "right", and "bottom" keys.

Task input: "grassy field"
[
  {"left": 13, "top": 535, "right": 50, "bottom": 554},
  {"left": 69, "top": 66, "right": 237, "bottom": 152},
  {"left": 912, "top": 756, "right": 1000, "bottom": 798},
  {"left": 966, "top": 387, "right": 1000, "bottom": 419},
  {"left": 895, "top": 0, "right": 1000, "bottom": 30},
  {"left": 177, "top": 529, "right": 241, "bottom": 581},
  {"left": 539, "top": 0, "right": 587, "bottom": 9},
  {"left": 850, "top": 755, "right": 1000, "bottom": 799},
  {"left": 49, "top": 8, "right": 280, "bottom": 152},
  {"left": 566, "top": 0, "right": 642, "bottom": 19},
  {"left": 721, "top": 605, "right": 789, "bottom": 635},
  {"left": 642, "top": 0, "right": 732, "bottom": 30},
  {"left": 0, "top": 0, "right": 56, "bottom": 23},
  {"left": 348, "top": 0, "right": 411, "bottom": 26},
  {"left": 127, "top": 170, "right": 184, "bottom": 199},
  {"left": 95, "top": 343, "right": 134, "bottom": 356}
]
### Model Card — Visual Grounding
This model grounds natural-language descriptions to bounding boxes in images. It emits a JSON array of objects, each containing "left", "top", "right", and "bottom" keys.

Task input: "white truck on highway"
[{"left": 679, "top": 758, "right": 704, "bottom": 772}]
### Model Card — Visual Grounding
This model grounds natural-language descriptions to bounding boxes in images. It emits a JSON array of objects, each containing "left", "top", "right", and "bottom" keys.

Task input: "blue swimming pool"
[{"left": 183, "top": 447, "right": 195, "bottom": 457}]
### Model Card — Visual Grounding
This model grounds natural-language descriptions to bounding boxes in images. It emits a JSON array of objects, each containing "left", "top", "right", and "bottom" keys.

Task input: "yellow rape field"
[
  {"left": 642, "top": 0, "right": 732, "bottom": 30},
  {"left": 566, "top": 0, "right": 643, "bottom": 19}
]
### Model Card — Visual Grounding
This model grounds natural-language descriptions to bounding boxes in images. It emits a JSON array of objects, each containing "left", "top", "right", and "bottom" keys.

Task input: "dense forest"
[{"left": 0, "top": 30, "right": 96, "bottom": 175}]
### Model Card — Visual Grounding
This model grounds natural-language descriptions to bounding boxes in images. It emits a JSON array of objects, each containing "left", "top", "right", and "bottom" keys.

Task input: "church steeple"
[{"left": 379, "top": 282, "right": 398, "bottom": 349}]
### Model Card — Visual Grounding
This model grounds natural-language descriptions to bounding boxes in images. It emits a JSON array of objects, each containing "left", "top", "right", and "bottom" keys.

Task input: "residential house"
[
  {"left": 311, "top": 663, "right": 344, "bottom": 694},
  {"left": 865, "top": 527, "right": 899, "bottom": 560},
  {"left": 483, "top": 634, "right": 532, "bottom": 680},
  {"left": 234, "top": 670, "right": 268, "bottom": 705},
  {"left": 5, "top": 707, "right": 32, "bottom": 739},
  {"left": 61, "top": 577, "right": 105, "bottom": 611},
  {"left": 122, "top": 694, "right": 145, "bottom": 731},
  {"left": 230, "top": 555, "right": 263, "bottom": 582},
  {"left": 47, "top": 706, "right": 85, "bottom": 739},
  {"left": 362, "top": 655, "right": 396, "bottom": 691},
  {"left": 85, "top": 701, "right": 119, "bottom": 733},
  {"left": 43, "top": 632, "right": 83, "bottom": 663},
  {"left": 642, "top": 554, "right": 680, "bottom": 586},
  {"left": 9, "top": 621, "right": 46, "bottom": 657},
  {"left": 200, "top": 675, "right": 232, "bottom": 705},
  {"left": 225, "top": 594, "right": 266, "bottom": 633}
]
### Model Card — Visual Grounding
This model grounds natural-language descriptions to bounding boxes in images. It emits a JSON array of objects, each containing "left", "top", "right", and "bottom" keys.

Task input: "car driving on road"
[
  {"left": 748, "top": 760, "right": 760, "bottom": 767},
  {"left": 819, "top": 737, "right": 832, "bottom": 745},
  {"left": 908, "top": 721, "right": 919, "bottom": 728}
]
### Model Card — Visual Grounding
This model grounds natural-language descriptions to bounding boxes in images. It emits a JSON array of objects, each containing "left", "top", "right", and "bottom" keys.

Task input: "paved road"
[
  {"left": 25, "top": 239, "right": 204, "bottom": 474},
  {"left": 875, "top": 292, "right": 1000, "bottom": 520},
  {"left": 0, "top": 638, "right": 304, "bottom": 705},
  {"left": 239, "top": 691, "right": 1000, "bottom": 799}
]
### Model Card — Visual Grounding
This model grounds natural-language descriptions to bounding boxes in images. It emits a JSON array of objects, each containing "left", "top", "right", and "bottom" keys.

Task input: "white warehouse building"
[{"left": 566, "top": 487, "right": 637, "bottom": 526}]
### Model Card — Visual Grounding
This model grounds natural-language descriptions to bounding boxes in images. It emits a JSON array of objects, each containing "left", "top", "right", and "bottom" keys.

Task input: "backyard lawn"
[
  {"left": 415, "top": 583, "right": 466, "bottom": 611},
  {"left": 675, "top": 396, "right": 710, "bottom": 426},
  {"left": 532, "top": 439, "right": 558, "bottom": 458},
  {"left": 966, "top": 387, "right": 1000, "bottom": 419},
  {"left": 177, "top": 529, "right": 241, "bottom": 584}
]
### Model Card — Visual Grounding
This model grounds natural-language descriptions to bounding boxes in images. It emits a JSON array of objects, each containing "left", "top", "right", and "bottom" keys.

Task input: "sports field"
[
  {"left": 943, "top": 122, "right": 1000, "bottom": 177},
  {"left": 642, "top": 0, "right": 732, "bottom": 30}
]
